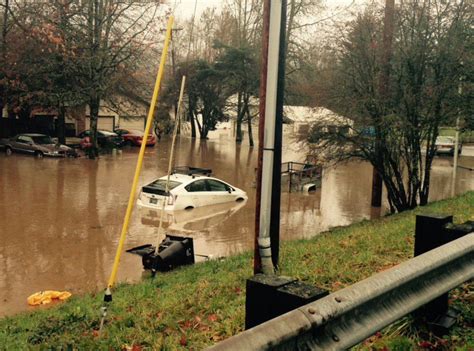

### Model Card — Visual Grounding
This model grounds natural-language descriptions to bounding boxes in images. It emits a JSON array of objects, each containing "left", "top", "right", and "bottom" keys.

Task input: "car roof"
[
  {"left": 156, "top": 173, "right": 226, "bottom": 186},
  {"left": 436, "top": 136, "right": 454, "bottom": 141},
  {"left": 19, "top": 133, "right": 47, "bottom": 137},
  {"left": 122, "top": 129, "right": 144, "bottom": 135},
  {"left": 81, "top": 129, "right": 116, "bottom": 134}
]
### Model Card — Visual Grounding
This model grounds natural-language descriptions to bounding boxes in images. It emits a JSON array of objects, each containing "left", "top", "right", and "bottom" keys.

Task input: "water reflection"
[
  {"left": 0, "top": 130, "right": 472, "bottom": 316},
  {"left": 138, "top": 200, "right": 247, "bottom": 234}
]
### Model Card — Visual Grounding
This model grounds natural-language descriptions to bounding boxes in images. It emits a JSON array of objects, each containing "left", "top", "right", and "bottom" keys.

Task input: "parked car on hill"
[
  {"left": 435, "top": 136, "right": 462, "bottom": 156},
  {"left": 78, "top": 130, "right": 124, "bottom": 149},
  {"left": 114, "top": 128, "right": 156, "bottom": 147},
  {"left": 137, "top": 167, "right": 248, "bottom": 211},
  {"left": 2, "top": 133, "right": 78, "bottom": 158}
]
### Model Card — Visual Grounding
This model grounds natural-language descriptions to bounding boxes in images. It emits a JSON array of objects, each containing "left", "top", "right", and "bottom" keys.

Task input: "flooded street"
[{"left": 1, "top": 127, "right": 473, "bottom": 316}]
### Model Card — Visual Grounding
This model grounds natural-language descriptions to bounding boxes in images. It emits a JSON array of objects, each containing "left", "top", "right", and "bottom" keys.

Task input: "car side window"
[
  {"left": 206, "top": 179, "right": 230, "bottom": 192},
  {"left": 18, "top": 136, "right": 32, "bottom": 144},
  {"left": 185, "top": 180, "right": 208, "bottom": 192}
]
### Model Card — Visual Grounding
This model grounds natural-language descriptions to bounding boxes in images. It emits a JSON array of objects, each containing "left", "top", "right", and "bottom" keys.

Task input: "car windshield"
[
  {"left": 99, "top": 130, "right": 117, "bottom": 136},
  {"left": 436, "top": 136, "right": 454, "bottom": 144},
  {"left": 145, "top": 179, "right": 182, "bottom": 191},
  {"left": 31, "top": 136, "right": 53, "bottom": 144}
]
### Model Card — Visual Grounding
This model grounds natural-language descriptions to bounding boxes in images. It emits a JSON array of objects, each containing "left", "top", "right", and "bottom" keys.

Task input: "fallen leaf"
[
  {"left": 419, "top": 340, "right": 434, "bottom": 349},
  {"left": 208, "top": 314, "right": 218, "bottom": 322},
  {"left": 180, "top": 335, "right": 187, "bottom": 346},
  {"left": 211, "top": 334, "right": 222, "bottom": 342}
]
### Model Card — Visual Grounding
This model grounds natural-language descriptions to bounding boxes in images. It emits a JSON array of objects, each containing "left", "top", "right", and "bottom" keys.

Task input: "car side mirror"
[{"left": 226, "top": 186, "right": 232, "bottom": 193}]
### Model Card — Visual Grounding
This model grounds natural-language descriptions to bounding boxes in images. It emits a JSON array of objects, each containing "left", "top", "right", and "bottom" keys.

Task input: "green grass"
[{"left": 1, "top": 192, "right": 473, "bottom": 350}]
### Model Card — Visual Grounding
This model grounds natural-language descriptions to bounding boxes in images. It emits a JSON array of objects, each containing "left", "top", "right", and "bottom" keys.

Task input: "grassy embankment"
[{"left": 1, "top": 192, "right": 473, "bottom": 350}]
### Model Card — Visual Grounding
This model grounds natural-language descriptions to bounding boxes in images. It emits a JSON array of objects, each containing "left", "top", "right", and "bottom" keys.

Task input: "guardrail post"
[
  {"left": 245, "top": 274, "right": 328, "bottom": 329},
  {"left": 414, "top": 214, "right": 453, "bottom": 256},
  {"left": 414, "top": 214, "right": 461, "bottom": 334}
]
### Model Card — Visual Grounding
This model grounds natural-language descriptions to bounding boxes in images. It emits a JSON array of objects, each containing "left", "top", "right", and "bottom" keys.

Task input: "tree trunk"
[
  {"left": 57, "top": 104, "right": 66, "bottom": 144},
  {"left": 89, "top": 97, "right": 100, "bottom": 159},
  {"left": 236, "top": 92, "right": 243, "bottom": 143},
  {"left": 18, "top": 106, "right": 30, "bottom": 123},
  {"left": 372, "top": 0, "right": 395, "bottom": 208},
  {"left": 195, "top": 111, "right": 203, "bottom": 138},
  {"left": 285, "top": 0, "right": 296, "bottom": 55},
  {"left": 245, "top": 102, "right": 254, "bottom": 147},
  {"left": 200, "top": 124, "right": 208, "bottom": 139},
  {"left": 420, "top": 153, "right": 436, "bottom": 205},
  {"left": 1, "top": 0, "right": 8, "bottom": 116},
  {"left": 188, "top": 100, "right": 196, "bottom": 138},
  {"left": 7, "top": 105, "right": 15, "bottom": 119},
  {"left": 1, "top": 0, "right": 8, "bottom": 52}
]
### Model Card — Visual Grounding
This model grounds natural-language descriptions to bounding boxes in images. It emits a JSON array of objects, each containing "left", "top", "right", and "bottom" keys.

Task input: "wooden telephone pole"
[{"left": 371, "top": 0, "right": 395, "bottom": 207}]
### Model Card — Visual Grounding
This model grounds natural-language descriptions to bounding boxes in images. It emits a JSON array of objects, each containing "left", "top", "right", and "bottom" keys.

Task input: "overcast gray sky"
[{"left": 170, "top": 0, "right": 372, "bottom": 19}]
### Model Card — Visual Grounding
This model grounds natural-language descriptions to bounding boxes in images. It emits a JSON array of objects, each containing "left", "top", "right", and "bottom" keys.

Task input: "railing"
[
  {"left": 281, "top": 162, "right": 322, "bottom": 192},
  {"left": 208, "top": 233, "right": 474, "bottom": 350}
]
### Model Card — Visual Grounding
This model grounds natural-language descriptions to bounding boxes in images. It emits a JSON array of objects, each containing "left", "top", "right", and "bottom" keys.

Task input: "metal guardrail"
[{"left": 208, "top": 233, "right": 474, "bottom": 351}]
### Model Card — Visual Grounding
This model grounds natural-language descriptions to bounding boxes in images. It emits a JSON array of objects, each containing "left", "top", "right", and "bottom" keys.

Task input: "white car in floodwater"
[{"left": 137, "top": 167, "right": 248, "bottom": 211}]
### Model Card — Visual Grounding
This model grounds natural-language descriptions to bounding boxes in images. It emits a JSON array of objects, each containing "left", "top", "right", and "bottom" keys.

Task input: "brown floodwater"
[{"left": 0, "top": 126, "right": 473, "bottom": 316}]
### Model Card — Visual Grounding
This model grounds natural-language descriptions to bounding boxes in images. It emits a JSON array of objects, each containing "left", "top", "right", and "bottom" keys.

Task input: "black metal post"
[{"left": 414, "top": 214, "right": 456, "bottom": 334}]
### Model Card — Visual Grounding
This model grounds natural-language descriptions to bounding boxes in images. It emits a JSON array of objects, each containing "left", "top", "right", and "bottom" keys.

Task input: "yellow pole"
[{"left": 107, "top": 16, "right": 174, "bottom": 289}]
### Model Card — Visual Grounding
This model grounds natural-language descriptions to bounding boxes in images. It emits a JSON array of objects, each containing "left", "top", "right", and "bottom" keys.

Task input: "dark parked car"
[
  {"left": 2, "top": 133, "right": 78, "bottom": 158},
  {"left": 78, "top": 130, "right": 124, "bottom": 149}
]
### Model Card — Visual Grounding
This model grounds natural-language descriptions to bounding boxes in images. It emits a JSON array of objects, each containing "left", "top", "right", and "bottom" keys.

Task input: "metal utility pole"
[
  {"left": 254, "top": 0, "right": 284, "bottom": 275},
  {"left": 254, "top": 0, "right": 270, "bottom": 274},
  {"left": 371, "top": 0, "right": 395, "bottom": 207},
  {"left": 270, "top": 0, "right": 287, "bottom": 271}
]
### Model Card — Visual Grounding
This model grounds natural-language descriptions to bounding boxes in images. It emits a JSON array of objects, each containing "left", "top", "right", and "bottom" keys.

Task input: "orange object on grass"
[{"left": 27, "top": 291, "right": 72, "bottom": 306}]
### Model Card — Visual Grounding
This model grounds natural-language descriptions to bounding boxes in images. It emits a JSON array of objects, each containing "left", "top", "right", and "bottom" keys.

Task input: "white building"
[{"left": 283, "top": 106, "right": 353, "bottom": 135}]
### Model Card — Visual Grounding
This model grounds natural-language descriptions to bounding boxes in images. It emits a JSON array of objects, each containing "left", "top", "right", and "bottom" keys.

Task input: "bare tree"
[
  {"left": 307, "top": 0, "right": 471, "bottom": 213},
  {"left": 72, "top": 0, "right": 162, "bottom": 157}
]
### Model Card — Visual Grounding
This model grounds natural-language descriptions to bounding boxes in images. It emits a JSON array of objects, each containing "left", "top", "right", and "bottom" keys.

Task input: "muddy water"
[{"left": 0, "top": 127, "right": 473, "bottom": 316}]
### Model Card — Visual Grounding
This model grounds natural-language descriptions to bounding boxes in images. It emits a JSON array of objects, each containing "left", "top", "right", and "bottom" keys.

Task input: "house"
[
  {"left": 221, "top": 98, "right": 352, "bottom": 136},
  {"left": 283, "top": 106, "right": 353, "bottom": 135},
  {"left": 73, "top": 97, "right": 148, "bottom": 133},
  {"left": 0, "top": 97, "right": 149, "bottom": 138}
]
